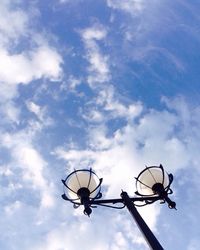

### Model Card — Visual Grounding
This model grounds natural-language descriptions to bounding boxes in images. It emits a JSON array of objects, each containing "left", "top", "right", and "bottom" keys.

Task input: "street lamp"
[{"left": 62, "top": 164, "right": 176, "bottom": 250}]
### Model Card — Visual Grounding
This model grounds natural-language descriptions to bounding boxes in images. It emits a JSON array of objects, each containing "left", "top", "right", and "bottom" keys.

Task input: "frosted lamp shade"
[
  {"left": 136, "top": 166, "right": 169, "bottom": 195},
  {"left": 64, "top": 169, "right": 101, "bottom": 202}
]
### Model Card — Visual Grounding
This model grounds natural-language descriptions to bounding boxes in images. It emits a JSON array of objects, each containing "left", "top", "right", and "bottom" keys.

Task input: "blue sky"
[{"left": 0, "top": 0, "right": 200, "bottom": 249}]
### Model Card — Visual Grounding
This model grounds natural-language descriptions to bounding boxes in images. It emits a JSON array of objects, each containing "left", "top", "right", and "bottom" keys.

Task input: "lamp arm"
[
  {"left": 62, "top": 193, "right": 169, "bottom": 208},
  {"left": 96, "top": 203, "right": 125, "bottom": 209},
  {"left": 89, "top": 195, "right": 160, "bottom": 206}
]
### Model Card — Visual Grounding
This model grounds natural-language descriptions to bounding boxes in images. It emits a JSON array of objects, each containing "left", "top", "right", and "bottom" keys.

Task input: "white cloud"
[
  {"left": 27, "top": 101, "right": 42, "bottom": 117},
  {"left": 81, "top": 25, "right": 107, "bottom": 41},
  {"left": 59, "top": 0, "right": 70, "bottom": 3},
  {"left": 81, "top": 85, "right": 143, "bottom": 124},
  {"left": 26, "top": 101, "right": 54, "bottom": 128},
  {"left": 30, "top": 46, "right": 63, "bottom": 81},
  {"left": 0, "top": 82, "right": 18, "bottom": 101},
  {"left": 187, "top": 239, "right": 200, "bottom": 250},
  {"left": 59, "top": 75, "right": 82, "bottom": 94},
  {"left": 96, "top": 85, "right": 143, "bottom": 120},
  {"left": 87, "top": 125, "right": 113, "bottom": 149},
  {"left": 106, "top": 0, "right": 186, "bottom": 77},
  {"left": 80, "top": 25, "right": 110, "bottom": 86},
  {"left": 1, "top": 131, "right": 55, "bottom": 208},
  {"left": 0, "top": 0, "right": 28, "bottom": 46},
  {"left": 32, "top": 222, "right": 111, "bottom": 250},
  {"left": 5, "top": 200, "right": 22, "bottom": 216},
  {"left": 0, "top": 165, "right": 13, "bottom": 176},
  {"left": 0, "top": 81, "right": 19, "bottom": 124},
  {"left": 32, "top": 210, "right": 147, "bottom": 250},
  {"left": 54, "top": 115, "right": 160, "bottom": 232},
  {"left": 54, "top": 96, "right": 200, "bottom": 239},
  {"left": 107, "top": 0, "right": 145, "bottom": 15},
  {"left": 0, "top": 1, "right": 199, "bottom": 250},
  {"left": 0, "top": 1, "right": 63, "bottom": 126},
  {"left": 0, "top": 100, "right": 20, "bottom": 123},
  {"left": 80, "top": 24, "right": 145, "bottom": 127},
  {"left": 14, "top": 146, "right": 47, "bottom": 188},
  {"left": 67, "top": 76, "right": 82, "bottom": 90},
  {"left": 82, "top": 109, "right": 104, "bottom": 123},
  {"left": 0, "top": 46, "right": 62, "bottom": 85},
  {"left": 130, "top": 45, "right": 185, "bottom": 71}
]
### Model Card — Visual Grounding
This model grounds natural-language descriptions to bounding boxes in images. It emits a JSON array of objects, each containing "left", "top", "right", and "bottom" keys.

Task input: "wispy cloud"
[
  {"left": 54, "top": 95, "right": 200, "bottom": 242},
  {"left": 0, "top": 0, "right": 28, "bottom": 46},
  {"left": 107, "top": 0, "right": 145, "bottom": 15},
  {"left": 1, "top": 130, "right": 55, "bottom": 208},
  {"left": 80, "top": 24, "right": 110, "bottom": 86},
  {"left": 0, "top": 1, "right": 200, "bottom": 249},
  {"left": 0, "top": 1, "right": 63, "bottom": 126}
]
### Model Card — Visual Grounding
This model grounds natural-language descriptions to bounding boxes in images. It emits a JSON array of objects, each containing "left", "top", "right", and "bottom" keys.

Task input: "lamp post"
[{"left": 61, "top": 165, "right": 176, "bottom": 250}]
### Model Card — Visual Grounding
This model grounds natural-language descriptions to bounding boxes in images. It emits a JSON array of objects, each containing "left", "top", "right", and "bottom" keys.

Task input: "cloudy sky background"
[{"left": 0, "top": 0, "right": 200, "bottom": 249}]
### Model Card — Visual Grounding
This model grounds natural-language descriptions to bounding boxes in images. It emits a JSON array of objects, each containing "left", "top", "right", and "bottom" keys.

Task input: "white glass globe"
[
  {"left": 136, "top": 166, "right": 169, "bottom": 196},
  {"left": 64, "top": 169, "right": 101, "bottom": 203}
]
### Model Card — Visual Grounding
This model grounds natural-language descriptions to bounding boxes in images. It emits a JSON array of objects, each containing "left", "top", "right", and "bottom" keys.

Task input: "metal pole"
[{"left": 121, "top": 191, "right": 164, "bottom": 250}]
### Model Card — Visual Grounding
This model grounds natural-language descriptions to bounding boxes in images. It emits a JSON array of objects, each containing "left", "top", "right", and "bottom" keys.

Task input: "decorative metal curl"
[{"left": 96, "top": 203, "right": 125, "bottom": 209}]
